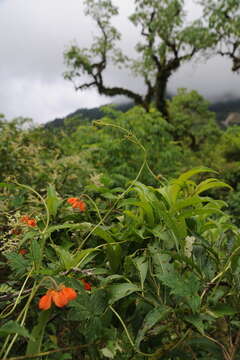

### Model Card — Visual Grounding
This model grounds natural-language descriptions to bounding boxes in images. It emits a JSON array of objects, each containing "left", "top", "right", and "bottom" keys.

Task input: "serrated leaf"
[{"left": 157, "top": 271, "right": 200, "bottom": 312}]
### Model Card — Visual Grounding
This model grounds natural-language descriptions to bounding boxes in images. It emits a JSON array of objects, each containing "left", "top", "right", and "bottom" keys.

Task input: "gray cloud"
[{"left": 0, "top": 0, "right": 239, "bottom": 123}]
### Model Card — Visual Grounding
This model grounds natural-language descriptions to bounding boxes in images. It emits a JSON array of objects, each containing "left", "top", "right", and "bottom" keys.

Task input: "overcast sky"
[{"left": 0, "top": 0, "right": 239, "bottom": 124}]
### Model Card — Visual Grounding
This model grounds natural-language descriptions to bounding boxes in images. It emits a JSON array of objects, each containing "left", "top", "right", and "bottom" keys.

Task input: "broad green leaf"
[
  {"left": 195, "top": 178, "right": 232, "bottom": 195},
  {"left": 0, "top": 321, "right": 30, "bottom": 338},
  {"left": 52, "top": 245, "right": 73, "bottom": 270},
  {"left": 46, "top": 184, "right": 62, "bottom": 217},
  {"left": 106, "top": 243, "right": 122, "bottom": 273},
  {"left": 207, "top": 304, "right": 237, "bottom": 318},
  {"left": 178, "top": 167, "right": 215, "bottom": 182},
  {"left": 135, "top": 306, "right": 171, "bottom": 349},
  {"left": 93, "top": 226, "right": 114, "bottom": 244},
  {"left": 108, "top": 283, "right": 140, "bottom": 304},
  {"left": 172, "top": 195, "right": 211, "bottom": 213}
]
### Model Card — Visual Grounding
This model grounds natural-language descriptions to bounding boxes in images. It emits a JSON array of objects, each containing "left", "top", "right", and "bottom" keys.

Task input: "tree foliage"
[
  {"left": 201, "top": 0, "right": 240, "bottom": 72},
  {"left": 64, "top": 0, "right": 213, "bottom": 117}
]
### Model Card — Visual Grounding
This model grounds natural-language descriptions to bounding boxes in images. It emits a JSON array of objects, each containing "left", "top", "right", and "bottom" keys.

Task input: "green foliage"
[
  {"left": 168, "top": 88, "right": 221, "bottom": 151},
  {"left": 201, "top": 0, "right": 240, "bottom": 72},
  {"left": 2, "top": 90, "right": 240, "bottom": 359}
]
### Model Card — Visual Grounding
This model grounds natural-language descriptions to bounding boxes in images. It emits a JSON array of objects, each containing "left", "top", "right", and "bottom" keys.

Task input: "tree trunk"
[{"left": 154, "top": 72, "right": 169, "bottom": 120}]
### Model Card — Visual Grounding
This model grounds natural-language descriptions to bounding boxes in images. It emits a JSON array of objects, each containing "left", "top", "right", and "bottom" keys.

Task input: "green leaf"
[
  {"left": 207, "top": 304, "right": 237, "bottom": 318},
  {"left": 0, "top": 321, "right": 30, "bottom": 338},
  {"left": 178, "top": 167, "right": 215, "bottom": 182},
  {"left": 46, "top": 184, "right": 62, "bottom": 217},
  {"left": 26, "top": 310, "right": 51, "bottom": 355},
  {"left": 185, "top": 315, "right": 205, "bottom": 335},
  {"left": 133, "top": 256, "right": 148, "bottom": 290},
  {"left": 106, "top": 243, "right": 122, "bottom": 273},
  {"left": 108, "top": 283, "right": 140, "bottom": 304},
  {"left": 52, "top": 245, "right": 73, "bottom": 270},
  {"left": 195, "top": 178, "right": 232, "bottom": 195},
  {"left": 135, "top": 306, "right": 171, "bottom": 349},
  {"left": 93, "top": 226, "right": 115, "bottom": 244},
  {"left": 0, "top": 182, "right": 16, "bottom": 190},
  {"left": 157, "top": 271, "right": 201, "bottom": 313},
  {"left": 31, "top": 239, "right": 41, "bottom": 271},
  {"left": 45, "top": 222, "right": 92, "bottom": 238}
]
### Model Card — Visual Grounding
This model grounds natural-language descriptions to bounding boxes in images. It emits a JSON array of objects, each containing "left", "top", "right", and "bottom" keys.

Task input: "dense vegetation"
[
  {"left": 1, "top": 0, "right": 240, "bottom": 357},
  {"left": 1, "top": 87, "right": 240, "bottom": 359}
]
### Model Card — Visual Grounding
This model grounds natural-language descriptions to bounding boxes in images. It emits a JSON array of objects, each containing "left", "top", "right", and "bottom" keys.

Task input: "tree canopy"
[
  {"left": 201, "top": 0, "right": 240, "bottom": 72},
  {"left": 64, "top": 0, "right": 214, "bottom": 118}
]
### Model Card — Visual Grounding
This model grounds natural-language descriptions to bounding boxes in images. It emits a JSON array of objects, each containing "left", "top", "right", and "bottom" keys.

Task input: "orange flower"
[
  {"left": 38, "top": 285, "right": 77, "bottom": 311},
  {"left": 67, "top": 197, "right": 86, "bottom": 212},
  {"left": 67, "top": 197, "right": 78, "bottom": 205},
  {"left": 27, "top": 219, "right": 37, "bottom": 227},
  {"left": 18, "top": 249, "right": 28, "bottom": 256},
  {"left": 81, "top": 279, "right": 92, "bottom": 291},
  {"left": 20, "top": 216, "right": 37, "bottom": 227}
]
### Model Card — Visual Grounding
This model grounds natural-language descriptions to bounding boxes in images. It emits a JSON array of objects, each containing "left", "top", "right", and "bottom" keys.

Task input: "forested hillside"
[{"left": 45, "top": 97, "right": 240, "bottom": 130}]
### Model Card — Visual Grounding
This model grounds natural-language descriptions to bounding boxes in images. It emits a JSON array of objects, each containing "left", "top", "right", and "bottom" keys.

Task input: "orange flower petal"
[
  {"left": 60, "top": 286, "right": 77, "bottom": 301},
  {"left": 72, "top": 200, "right": 86, "bottom": 211},
  {"left": 52, "top": 290, "right": 69, "bottom": 308},
  {"left": 20, "top": 216, "right": 30, "bottom": 223},
  {"left": 67, "top": 197, "right": 78, "bottom": 205},
  {"left": 27, "top": 219, "right": 37, "bottom": 227},
  {"left": 38, "top": 291, "right": 53, "bottom": 310}
]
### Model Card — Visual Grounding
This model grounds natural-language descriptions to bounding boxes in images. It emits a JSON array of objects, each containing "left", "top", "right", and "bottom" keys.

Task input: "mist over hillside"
[{"left": 45, "top": 95, "right": 240, "bottom": 130}]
